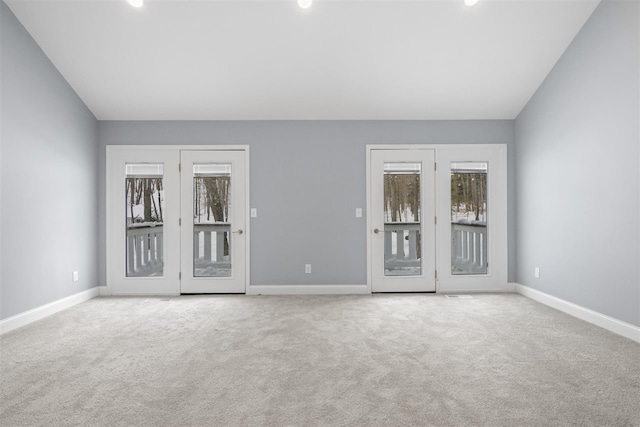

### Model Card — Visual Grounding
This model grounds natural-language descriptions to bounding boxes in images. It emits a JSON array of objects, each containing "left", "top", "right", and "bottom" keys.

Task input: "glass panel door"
[
  {"left": 371, "top": 149, "right": 435, "bottom": 292},
  {"left": 180, "top": 151, "right": 247, "bottom": 294},
  {"left": 107, "top": 148, "right": 180, "bottom": 295},
  {"left": 107, "top": 147, "right": 247, "bottom": 295},
  {"left": 435, "top": 147, "right": 508, "bottom": 292}
]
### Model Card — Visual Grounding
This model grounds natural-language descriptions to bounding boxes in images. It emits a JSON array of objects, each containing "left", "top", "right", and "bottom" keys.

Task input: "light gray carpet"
[{"left": 1, "top": 294, "right": 639, "bottom": 426}]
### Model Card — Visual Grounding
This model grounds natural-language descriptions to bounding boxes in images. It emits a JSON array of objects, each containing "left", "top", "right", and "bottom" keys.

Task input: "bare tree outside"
[
  {"left": 383, "top": 172, "right": 420, "bottom": 223},
  {"left": 126, "top": 178, "right": 164, "bottom": 223},
  {"left": 451, "top": 172, "right": 487, "bottom": 223},
  {"left": 194, "top": 176, "right": 231, "bottom": 256}
]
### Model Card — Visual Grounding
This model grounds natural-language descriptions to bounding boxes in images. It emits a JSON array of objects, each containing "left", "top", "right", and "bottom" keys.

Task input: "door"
[
  {"left": 107, "top": 148, "right": 181, "bottom": 294},
  {"left": 107, "top": 147, "right": 248, "bottom": 295},
  {"left": 180, "top": 150, "right": 247, "bottom": 293},
  {"left": 370, "top": 149, "right": 436, "bottom": 292},
  {"left": 435, "top": 147, "right": 507, "bottom": 292}
]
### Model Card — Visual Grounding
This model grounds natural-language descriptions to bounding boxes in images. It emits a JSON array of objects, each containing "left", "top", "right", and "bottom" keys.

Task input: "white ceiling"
[{"left": 6, "top": 0, "right": 600, "bottom": 120}]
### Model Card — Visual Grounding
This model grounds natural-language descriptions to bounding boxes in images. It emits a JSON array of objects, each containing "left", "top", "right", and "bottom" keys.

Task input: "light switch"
[
  {"left": 251, "top": 208, "right": 257, "bottom": 218},
  {"left": 355, "top": 208, "right": 362, "bottom": 218}
]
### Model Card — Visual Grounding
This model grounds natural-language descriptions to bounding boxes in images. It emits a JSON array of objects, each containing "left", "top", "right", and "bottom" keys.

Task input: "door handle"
[
  {"left": 373, "top": 228, "right": 382, "bottom": 234},
  {"left": 232, "top": 229, "right": 243, "bottom": 235}
]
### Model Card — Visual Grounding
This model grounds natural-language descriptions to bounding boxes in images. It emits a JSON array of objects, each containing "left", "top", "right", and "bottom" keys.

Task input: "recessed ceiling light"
[
  {"left": 298, "top": 0, "right": 312, "bottom": 9},
  {"left": 464, "top": 0, "right": 480, "bottom": 6},
  {"left": 127, "top": 0, "right": 144, "bottom": 8}
]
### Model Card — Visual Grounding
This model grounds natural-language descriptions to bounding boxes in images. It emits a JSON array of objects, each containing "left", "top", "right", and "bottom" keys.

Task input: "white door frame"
[
  {"left": 366, "top": 144, "right": 508, "bottom": 293},
  {"left": 105, "top": 145, "right": 250, "bottom": 296}
]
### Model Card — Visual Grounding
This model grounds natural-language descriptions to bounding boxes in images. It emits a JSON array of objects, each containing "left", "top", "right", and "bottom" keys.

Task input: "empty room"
[{"left": 1, "top": 0, "right": 639, "bottom": 425}]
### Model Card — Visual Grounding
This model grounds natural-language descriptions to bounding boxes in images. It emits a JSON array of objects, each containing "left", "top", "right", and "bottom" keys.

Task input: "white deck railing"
[
  {"left": 193, "top": 223, "right": 231, "bottom": 264},
  {"left": 384, "top": 223, "right": 421, "bottom": 275},
  {"left": 384, "top": 222, "right": 421, "bottom": 260},
  {"left": 126, "top": 223, "right": 163, "bottom": 277},
  {"left": 126, "top": 222, "right": 231, "bottom": 277},
  {"left": 451, "top": 222, "right": 487, "bottom": 274},
  {"left": 125, "top": 221, "right": 486, "bottom": 277}
]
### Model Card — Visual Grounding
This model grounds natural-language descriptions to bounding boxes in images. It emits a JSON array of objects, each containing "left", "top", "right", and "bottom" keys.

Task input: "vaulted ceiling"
[{"left": 6, "top": 0, "right": 600, "bottom": 120}]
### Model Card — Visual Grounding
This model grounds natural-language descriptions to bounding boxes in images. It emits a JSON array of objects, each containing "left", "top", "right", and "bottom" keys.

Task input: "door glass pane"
[
  {"left": 125, "top": 163, "right": 164, "bottom": 277},
  {"left": 193, "top": 164, "right": 231, "bottom": 277},
  {"left": 451, "top": 162, "right": 488, "bottom": 275},
  {"left": 383, "top": 162, "right": 421, "bottom": 276}
]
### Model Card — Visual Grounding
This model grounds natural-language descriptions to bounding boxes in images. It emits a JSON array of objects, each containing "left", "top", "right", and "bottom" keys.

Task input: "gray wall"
[
  {"left": 0, "top": 2, "right": 98, "bottom": 320},
  {"left": 515, "top": 0, "right": 639, "bottom": 326},
  {"left": 98, "top": 120, "right": 516, "bottom": 287}
]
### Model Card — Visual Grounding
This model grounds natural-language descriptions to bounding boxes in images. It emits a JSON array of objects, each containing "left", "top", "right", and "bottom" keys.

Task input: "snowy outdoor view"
[
  {"left": 451, "top": 162, "right": 488, "bottom": 275},
  {"left": 124, "top": 160, "right": 485, "bottom": 279},
  {"left": 381, "top": 161, "right": 489, "bottom": 277},
  {"left": 192, "top": 164, "right": 232, "bottom": 278},
  {"left": 383, "top": 163, "right": 422, "bottom": 276},
  {"left": 125, "top": 163, "right": 165, "bottom": 277},
  {"left": 124, "top": 163, "right": 233, "bottom": 279}
]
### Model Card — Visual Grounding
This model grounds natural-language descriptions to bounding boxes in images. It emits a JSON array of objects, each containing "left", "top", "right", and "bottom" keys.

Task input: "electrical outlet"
[
  {"left": 355, "top": 208, "right": 362, "bottom": 218},
  {"left": 534, "top": 267, "right": 540, "bottom": 279},
  {"left": 305, "top": 264, "right": 311, "bottom": 274},
  {"left": 73, "top": 271, "right": 79, "bottom": 282}
]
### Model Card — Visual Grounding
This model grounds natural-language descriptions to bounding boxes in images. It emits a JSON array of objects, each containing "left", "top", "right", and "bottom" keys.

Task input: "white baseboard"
[
  {"left": 98, "top": 286, "right": 111, "bottom": 296},
  {"left": 0, "top": 287, "right": 100, "bottom": 336},
  {"left": 248, "top": 284, "right": 514, "bottom": 296},
  {"left": 436, "top": 287, "right": 510, "bottom": 294},
  {"left": 247, "top": 284, "right": 369, "bottom": 295},
  {"left": 435, "top": 282, "right": 514, "bottom": 294},
  {"left": 515, "top": 284, "right": 640, "bottom": 343}
]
